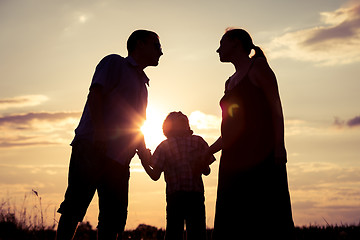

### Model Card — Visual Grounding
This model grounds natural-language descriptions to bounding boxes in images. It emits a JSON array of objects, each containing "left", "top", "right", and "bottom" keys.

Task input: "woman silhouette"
[{"left": 207, "top": 28, "right": 294, "bottom": 239}]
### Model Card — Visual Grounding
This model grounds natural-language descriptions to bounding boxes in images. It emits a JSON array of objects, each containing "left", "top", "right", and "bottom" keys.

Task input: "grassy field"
[
  {"left": 1, "top": 192, "right": 359, "bottom": 239},
  {"left": 1, "top": 214, "right": 359, "bottom": 240}
]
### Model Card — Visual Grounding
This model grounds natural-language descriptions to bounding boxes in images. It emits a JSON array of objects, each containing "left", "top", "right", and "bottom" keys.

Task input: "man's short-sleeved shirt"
[
  {"left": 72, "top": 54, "right": 149, "bottom": 166},
  {"left": 151, "top": 135, "right": 211, "bottom": 195}
]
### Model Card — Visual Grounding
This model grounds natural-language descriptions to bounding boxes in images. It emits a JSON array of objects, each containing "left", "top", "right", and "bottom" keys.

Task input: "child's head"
[{"left": 162, "top": 111, "right": 193, "bottom": 138}]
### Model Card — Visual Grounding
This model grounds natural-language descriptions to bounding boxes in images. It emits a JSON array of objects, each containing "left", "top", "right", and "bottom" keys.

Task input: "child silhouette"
[{"left": 140, "top": 111, "right": 215, "bottom": 240}]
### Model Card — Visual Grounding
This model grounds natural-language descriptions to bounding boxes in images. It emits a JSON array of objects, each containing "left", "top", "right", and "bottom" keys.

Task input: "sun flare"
[{"left": 141, "top": 106, "right": 167, "bottom": 150}]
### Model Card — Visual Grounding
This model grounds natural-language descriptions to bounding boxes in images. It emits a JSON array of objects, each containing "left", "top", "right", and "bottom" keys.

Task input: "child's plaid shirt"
[{"left": 151, "top": 134, "right": 213, "bottom": 195}]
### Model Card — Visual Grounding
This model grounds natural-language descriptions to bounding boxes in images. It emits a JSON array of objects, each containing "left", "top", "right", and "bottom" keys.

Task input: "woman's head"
[
  {"left": 223, "top": 28, "right": 254, "bottom": 55},
  {"left": 162, "top": 111, "right": 193, "bottom": 138},
  {"left": 217, "top": 28, "right": 266, "bottom": 61}
]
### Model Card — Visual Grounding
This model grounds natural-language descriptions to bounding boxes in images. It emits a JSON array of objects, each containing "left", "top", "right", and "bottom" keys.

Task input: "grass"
[
  {"left": 0, "top": 192, "right": 359, "bottom": 239},
  {"left": 0, "top": 190, "right": 56, "bottom": 240}
]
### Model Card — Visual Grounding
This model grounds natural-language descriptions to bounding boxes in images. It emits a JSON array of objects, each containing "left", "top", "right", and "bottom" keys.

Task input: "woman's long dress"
[{"left": 213, "top": 72, "right": 294, "bottom": 239}]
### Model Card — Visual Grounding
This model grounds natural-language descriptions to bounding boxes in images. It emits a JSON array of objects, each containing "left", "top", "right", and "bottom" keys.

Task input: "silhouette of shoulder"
[{"left": 97, "top": 54, "right": 126, "bottom": 67}]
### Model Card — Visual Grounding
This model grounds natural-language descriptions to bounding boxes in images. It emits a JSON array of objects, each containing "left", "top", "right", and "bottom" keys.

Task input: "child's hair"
[{"left": 162, "top": 111, "right": 193, "bottom": 138}]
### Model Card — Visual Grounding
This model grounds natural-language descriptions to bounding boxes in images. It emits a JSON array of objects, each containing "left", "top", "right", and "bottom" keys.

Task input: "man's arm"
[
  {"left": 136, "top": 133, "right": 148, "bottom": 159},
  {"left": 88, "top": 84, "right": 106, "bottom": 153}
]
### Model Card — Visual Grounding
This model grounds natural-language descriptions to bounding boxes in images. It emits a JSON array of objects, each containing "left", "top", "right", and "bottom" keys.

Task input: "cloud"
[
  {"left": 267, "top": 2, "right": 360, "bottom": 65},
  {"left": 347, "top": 115, "right": 360, "bottom": 127},
  {"left": 333, "top": 115, "right": 360, "bottom": 128},
  {"left": 0, "top": 111, "right": 81, "bottom": 147},
  {"left": 288, "top": 161, "right": 360, "bottom": 225},
  {"left": 284, "top": 119, "right": 331, "bottom": 136},
  {"left": 0, "top": 112, "right": 80, "bottom": 127},
  {"left": 286, "top": 115, "right": 360, "bottom": 136},
  {"left": 188, "top": 113, "right": 357, "bottom": 139},
  {"left": 0, "top": 164, "right": 67, "bottom": 182},
  {"left": 0, "top": 110, "right": 220, "bottom": 148},
  {"left": 189, "top": 111, "right": 221, "bottom": 130},
  {"left": 188, "top": 111, "right": 221, "bottom": 141},
  {"left": 0, "top": 95, "right": 48, "bottom": 110}
]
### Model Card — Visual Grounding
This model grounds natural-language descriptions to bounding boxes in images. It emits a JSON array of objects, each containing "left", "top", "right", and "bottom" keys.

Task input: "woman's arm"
[
  {"left": 208, "top": 136, "right": 223, "bottom": 155},
  {"left": 200, "top": 136, "right": 222, "bottom": 168},
  {"left": 251, "top": 58, "right": 287, "bottom": 164}
]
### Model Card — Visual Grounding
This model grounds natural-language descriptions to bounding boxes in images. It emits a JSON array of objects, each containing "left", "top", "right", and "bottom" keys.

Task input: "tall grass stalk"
[{"left": 0, "top": 190, "right": 56, "bottom": 231}]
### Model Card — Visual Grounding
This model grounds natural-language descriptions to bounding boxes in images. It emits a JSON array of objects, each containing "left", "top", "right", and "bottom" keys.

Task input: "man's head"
[{"left": 127, "top": 30, "right": 163, "bottom": 69}]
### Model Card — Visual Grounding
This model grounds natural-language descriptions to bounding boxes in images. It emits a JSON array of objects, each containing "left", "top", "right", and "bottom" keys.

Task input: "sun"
[{"left": 141, "top": 105, "right": 167, "bottom": 150}]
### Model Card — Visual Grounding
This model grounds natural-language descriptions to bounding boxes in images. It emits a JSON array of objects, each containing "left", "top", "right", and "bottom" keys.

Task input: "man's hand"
[{"left": 137, "top": 148, "right": 151, "bottom": 165}]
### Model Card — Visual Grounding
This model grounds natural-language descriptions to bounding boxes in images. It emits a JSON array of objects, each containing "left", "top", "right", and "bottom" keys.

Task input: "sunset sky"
[{"left": 1, "top": 0, "right": 360, "bottom": 230}]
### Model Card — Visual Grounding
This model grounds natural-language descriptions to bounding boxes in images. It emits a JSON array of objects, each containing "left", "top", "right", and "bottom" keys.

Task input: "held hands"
[
  {"left": 192, "top": 150, "right": 216, "bottom": 176},
  {"left": 204, "top": 149, "right": 216, "bottom": 165},
  {"left": 137, "top": 148, "right": 152, "bottom": 166},
  {"left": 136, "top": 134, "right": 151, "bottom": 165}
]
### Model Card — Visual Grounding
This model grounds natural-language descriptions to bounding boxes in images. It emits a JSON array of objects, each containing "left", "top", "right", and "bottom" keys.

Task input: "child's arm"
[
  {"left": 201, "top": 152, "right": 216, "bottom": 176},
  {"left": 192, "top": 136, "right": 218, "bottom": 176},
  {"left": 142, "top": 161, "right": 162, "bottom": 181},
  {"left": 199, "top": 137, "right": 221, "bottom": 169},
  {"left": 138, "top": 150, "right": 162, "bottom": 181},
  {"left": 193, "top": 144, "right": 216, "bottom": 176}
]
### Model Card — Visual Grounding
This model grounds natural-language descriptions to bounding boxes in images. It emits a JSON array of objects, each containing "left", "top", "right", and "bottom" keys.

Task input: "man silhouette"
[{"left": 56, "top": 30, "right": 163, "bottom": 240}]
